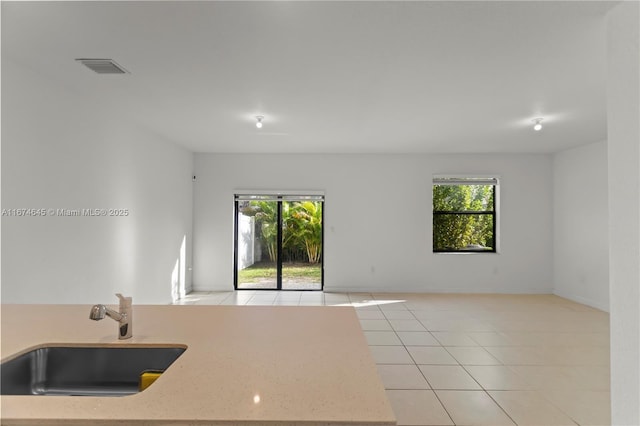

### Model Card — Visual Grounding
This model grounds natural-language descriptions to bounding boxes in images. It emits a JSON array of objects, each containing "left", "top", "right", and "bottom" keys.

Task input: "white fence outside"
[{"left": 238, "top": 214, "right": 256, "bottom": 270}]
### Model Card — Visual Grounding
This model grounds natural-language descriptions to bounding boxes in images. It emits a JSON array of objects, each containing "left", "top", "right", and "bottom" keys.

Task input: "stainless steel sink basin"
[{"left": 1, "top": 345, "right": 186, "bottom": 396}]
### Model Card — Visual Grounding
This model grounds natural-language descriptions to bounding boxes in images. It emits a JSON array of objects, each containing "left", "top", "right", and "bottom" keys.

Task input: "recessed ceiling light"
[
  {"left": 256, "top": 116, "right": 264, "bottom": 129},
  {"left": 532, "top": 118, "right": 543, "bottom": 131}
]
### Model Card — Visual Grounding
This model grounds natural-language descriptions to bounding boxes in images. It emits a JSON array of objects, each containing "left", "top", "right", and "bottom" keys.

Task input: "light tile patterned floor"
[{"left": 175, "top": 292, "right": 610, "bottom": 426}]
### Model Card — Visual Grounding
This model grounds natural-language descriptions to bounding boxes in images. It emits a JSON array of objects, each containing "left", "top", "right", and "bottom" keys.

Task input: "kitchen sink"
[{"left": 1, "top": 345, "right": 186, "bottom": 396}]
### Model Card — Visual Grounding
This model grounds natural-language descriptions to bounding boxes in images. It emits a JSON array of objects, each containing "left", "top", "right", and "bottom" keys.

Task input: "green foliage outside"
[
  {"left": 433, "top": 184, "right": 495, "bottom": 251},
  {"left": 240, "top": 200, "right": 323, "bottom": 264},
  {"left": 285, "top": 201, "right": 322, "bottom": 263}
]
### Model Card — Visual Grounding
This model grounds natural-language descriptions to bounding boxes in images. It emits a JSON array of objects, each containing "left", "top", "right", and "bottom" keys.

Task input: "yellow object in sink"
[{"left": 139, "top": 370, "right": 163, "bottom": 391}]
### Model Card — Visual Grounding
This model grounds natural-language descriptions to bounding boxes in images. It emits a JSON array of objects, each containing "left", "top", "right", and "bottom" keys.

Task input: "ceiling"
[{"left": 1, "top": 1, "right": 614, "bottom": 154}]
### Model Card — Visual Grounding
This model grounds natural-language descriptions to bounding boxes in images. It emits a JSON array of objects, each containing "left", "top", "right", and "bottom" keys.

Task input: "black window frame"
[
  {"left": 432, "top": 177, "right": 498, "bottom": 254},
  {"left": 233, "top": 193, "right": 325, "bottom": 291}
]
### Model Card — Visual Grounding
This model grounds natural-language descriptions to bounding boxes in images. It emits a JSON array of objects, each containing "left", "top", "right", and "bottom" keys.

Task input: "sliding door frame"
[{"left": 233, "top": 192, "right": 324, "bottom": 291}]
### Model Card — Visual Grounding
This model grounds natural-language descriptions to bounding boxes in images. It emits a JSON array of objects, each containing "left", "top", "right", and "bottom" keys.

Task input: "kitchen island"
[{"left": 1, "top": 304, "right": 395, "bottom": 425}]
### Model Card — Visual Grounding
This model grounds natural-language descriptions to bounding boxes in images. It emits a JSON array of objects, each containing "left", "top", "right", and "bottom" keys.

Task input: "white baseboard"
[
  {"left": 553, "top": 289, "right": 609, "bottom": 312},
  {"left": 323, "top": 285, "right": 554, "bottom": 294}
]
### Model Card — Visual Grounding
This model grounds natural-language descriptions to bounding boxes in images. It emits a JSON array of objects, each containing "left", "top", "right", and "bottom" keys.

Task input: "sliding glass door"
[
  {"left": 281, "top": 200, "right": 323, "bottom": 290},
  {"left": 235, "top": 198, "right": 279, "bottom": 289},
  {"left": 234, "top": 194, "right": 323, "bottom": 290}
]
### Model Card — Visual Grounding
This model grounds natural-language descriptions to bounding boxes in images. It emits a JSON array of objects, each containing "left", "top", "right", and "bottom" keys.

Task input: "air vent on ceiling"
[{"left": 75, "top": 58, "right": 129, "bottom": 74}]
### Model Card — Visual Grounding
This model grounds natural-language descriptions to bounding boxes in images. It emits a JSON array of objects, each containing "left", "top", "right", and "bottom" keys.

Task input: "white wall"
[
  {"left": 193, "top": 153, "right": 553, "bottom": 293},
  {"left": 606, "top": 2, "right": 640, "bottom": 424},
  {"left": 552, "top": 141, "right": 609, "bottom": 311},
  {"left": 1, "top": 58, "right": 194, "bottom": 304}
]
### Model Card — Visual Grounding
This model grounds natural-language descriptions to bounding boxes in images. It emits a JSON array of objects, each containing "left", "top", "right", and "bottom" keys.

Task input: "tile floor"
[{"left": 175, "top": 291, "right": 610, "bottom": 426}]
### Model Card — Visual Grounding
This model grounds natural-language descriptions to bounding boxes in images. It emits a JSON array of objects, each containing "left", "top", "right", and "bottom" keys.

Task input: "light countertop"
[{"left": 1, "top": 304, "right": 395, "bottom": 425}]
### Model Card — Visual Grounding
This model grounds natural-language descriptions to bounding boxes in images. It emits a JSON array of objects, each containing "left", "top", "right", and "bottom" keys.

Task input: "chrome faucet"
[{"left": 89, "top": 293, "right": 132, "bottom": 339}]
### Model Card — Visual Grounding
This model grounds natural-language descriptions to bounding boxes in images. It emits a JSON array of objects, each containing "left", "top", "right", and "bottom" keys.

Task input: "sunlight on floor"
[{"left": 334, "top": 299, "right": 408, "bottom": 308}]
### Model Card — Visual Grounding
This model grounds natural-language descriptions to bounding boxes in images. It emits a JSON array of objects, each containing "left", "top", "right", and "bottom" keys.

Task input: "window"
[{"left": 432, "top": 177, "right": 498, "bottom": 253}]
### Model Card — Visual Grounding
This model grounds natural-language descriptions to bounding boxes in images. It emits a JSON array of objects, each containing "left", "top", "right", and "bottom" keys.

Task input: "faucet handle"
[{"left": 115, "top": 293, "right": 132, "bottom": 306}]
